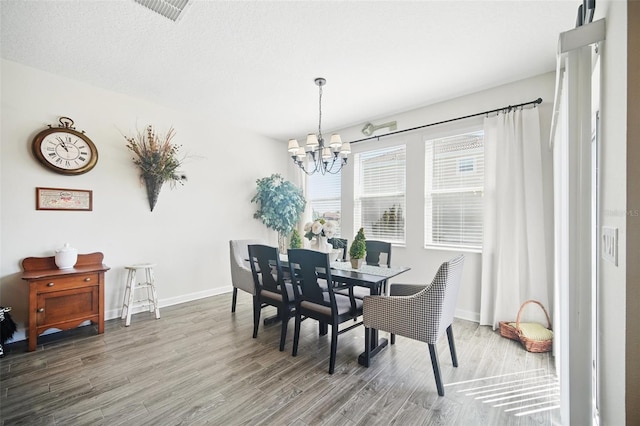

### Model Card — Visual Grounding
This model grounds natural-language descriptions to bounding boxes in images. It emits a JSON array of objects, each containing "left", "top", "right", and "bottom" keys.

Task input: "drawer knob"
[
  {"left": 84, "top": 277, "right": 91, "bottom": 282},
  {"left": 47, "top": 282, "right": 54, "bottom": 287},
  {"left": 37, "top": 308, "right": 44, "bottom": 313}
]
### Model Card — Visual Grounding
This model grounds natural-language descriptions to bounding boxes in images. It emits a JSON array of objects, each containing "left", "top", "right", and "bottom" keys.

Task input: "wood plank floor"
[{"left": 0, "top": 293, "right": 559, "bottom": 425}]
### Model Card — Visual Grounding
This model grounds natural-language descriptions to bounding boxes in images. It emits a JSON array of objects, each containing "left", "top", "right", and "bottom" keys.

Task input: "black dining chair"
[
  {"left": 365, "top": 240, "right": 392, "bottom": 267},
  {"left": 328, "top": 237, "right": 348, "bottom": 261},
  {"left": 339, "top": 240, "right": 393, "bottom": 301},
  {"left": 248, "top": 244, "right": 295, "bottom": 351},
  {"left": 287, "top": 248, "right": 363, "bottom": 374}
]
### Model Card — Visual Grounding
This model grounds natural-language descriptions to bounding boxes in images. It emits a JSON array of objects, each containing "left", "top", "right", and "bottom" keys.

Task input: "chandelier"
[{"left": 287, "top": 78, "right": 350, "bottom": 175}]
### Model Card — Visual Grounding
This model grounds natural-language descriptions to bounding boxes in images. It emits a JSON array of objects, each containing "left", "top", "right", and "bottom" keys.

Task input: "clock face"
[
  {"left": 32, "top": 127, "right": 98, "bottom": 175},
  {"left": 40, "top": 132, "right": 93, "bottom": 169}
]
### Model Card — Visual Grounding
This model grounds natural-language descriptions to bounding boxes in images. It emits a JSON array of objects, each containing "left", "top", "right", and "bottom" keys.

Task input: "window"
[
  {"left": 354, "top": 145, "right": 406, "bottom": 243},
  {"left": 425, "top": 131, "right": 484, "bottom": 249},
  {"left": 307, "top": 170, "right": 342, "bottom": 235}
]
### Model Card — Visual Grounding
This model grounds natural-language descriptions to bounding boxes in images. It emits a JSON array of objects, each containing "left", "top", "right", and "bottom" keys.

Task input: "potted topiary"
[
  {"left": 349, "top": 227, "right": 366, "bottom": 269},
  {"left": 290, "top": 229, "right": 302, "bottom": 249},
  {"left": 251, "top": 174, "right": 306, "bottom": 254}
]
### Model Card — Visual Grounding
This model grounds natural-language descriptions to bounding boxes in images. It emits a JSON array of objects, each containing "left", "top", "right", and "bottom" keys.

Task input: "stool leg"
[
  {"left": 121, "top": 269, "right": 133, "bottom": 320},
  {"left": 145, "top": 268, "right": 153, "bottom": 313},
  {"left": 147, "top": 267, "right": 160, "bottom": 319},
  {"left": 124, "top": 269, "right": 136, "bottom": 327}
]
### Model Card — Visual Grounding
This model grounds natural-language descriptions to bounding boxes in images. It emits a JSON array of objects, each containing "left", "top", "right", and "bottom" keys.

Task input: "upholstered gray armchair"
[
  {"left": 229, "top": 239, "right": 264, "bottom": 312},
  {"left": 362, "top": 254, "right": 465, "bottom": 396}
]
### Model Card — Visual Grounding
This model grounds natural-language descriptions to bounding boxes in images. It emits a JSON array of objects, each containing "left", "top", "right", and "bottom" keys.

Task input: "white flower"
[
  {"left": 304, "top": 219, "right": 338, "bottom": 241},
  {"left": 311, "top": 221, "right": 324, "bottom": 235},
  {"left": 323, "top": 221, "right": 335, "bottom": 238}
]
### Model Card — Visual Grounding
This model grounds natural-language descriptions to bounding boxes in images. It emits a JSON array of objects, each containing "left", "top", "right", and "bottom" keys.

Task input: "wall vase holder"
[{"left": 143, "top": 175, "right": 163, "bottom": 212}]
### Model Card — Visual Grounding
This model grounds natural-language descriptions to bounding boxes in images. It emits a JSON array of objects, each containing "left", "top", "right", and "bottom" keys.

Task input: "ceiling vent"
[{"left": 133, "top": 0, "right": 190, "bottom": 22}]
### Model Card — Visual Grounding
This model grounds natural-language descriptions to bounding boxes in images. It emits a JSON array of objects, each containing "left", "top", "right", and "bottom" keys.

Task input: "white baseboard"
[
  {"left": 105, "top": 287, "right": 231, "bottom": 320},
  {"left": 455, "top": 308, "right": 480, "bottom": 323}
]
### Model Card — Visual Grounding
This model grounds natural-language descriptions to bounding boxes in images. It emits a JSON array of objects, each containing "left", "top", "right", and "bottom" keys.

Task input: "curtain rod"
[{"left": 349, "top": 97, "right": 543, "bottom": 144}]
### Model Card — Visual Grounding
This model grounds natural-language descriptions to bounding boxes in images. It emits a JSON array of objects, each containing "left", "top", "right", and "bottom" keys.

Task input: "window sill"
[{"left": 424, "top": 244, "right": 482, "bottom": 254}]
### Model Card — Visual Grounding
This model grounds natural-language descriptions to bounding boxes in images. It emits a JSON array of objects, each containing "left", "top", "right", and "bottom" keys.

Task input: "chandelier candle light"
[{"left": 287, "top": 78, "right": 351, "bottom": 175}]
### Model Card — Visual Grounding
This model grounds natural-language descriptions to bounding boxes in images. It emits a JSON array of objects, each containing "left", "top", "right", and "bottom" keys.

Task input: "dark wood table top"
[{"left": 327, "top": 262, "right": 410, "bottom": 288}]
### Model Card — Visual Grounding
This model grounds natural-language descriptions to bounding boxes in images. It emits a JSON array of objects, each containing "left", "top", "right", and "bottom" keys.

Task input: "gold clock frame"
[{"left": 32, "top": 117, "right": 98, "bottom": 175}]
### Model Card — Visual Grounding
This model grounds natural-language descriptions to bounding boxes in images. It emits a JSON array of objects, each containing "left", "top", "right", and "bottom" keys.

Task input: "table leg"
[
  {"left": 263, "top": 307, "right": 282, "bottom": 325},
  {"left": 358, "top": 327, "right": 388, "bottom": 366},
  {"left": 358, "top": 281, "right": 389, "bottom": 366},
  {"left": 263, "top": 315, "right": 281, "bottom": 325}
]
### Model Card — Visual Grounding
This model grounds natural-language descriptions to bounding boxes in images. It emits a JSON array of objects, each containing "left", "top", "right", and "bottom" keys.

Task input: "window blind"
[
  {"left": 354, "top": 145, "right": 406, "bottom": 243},
  {"left": 425, "top": 131, "right": 484, "bottom": 249}
]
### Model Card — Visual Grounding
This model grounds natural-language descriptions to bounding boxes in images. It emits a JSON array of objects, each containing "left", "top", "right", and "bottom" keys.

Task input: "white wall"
[
  {"left": 332, "top": 72, "right": 556, "bottom": 322},
  {"left": 0, "top": 59, "right": 287, "bottom": 342},
  {"left": 597, "top": 1, "right": 627, "bottom": 424}
]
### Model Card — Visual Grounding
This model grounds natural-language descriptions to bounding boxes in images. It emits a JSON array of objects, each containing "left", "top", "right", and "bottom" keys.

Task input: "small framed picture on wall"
[{"left": 36, "top": 187, "right": 93, "bottom": 211}]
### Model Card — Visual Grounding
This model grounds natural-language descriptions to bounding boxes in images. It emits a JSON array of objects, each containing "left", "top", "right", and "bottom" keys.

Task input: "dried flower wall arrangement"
[{"left": 125, "top": 125, "right": 186, "bottom": 211}]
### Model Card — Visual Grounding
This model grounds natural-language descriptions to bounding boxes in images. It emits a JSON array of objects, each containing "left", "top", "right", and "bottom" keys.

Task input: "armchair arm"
[
  {"left": 389, "top": 283, "right": 427, "bottom": 297},
  {"left": 363, "top": 294, "right": 431, "bottom": 344}
]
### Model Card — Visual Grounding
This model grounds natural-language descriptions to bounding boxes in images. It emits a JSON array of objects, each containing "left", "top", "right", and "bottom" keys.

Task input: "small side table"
[
  {"left": 121, "top": 264, "right": 160, "bottom": 326},
  {"left": 21, "top": 252, "right": 109, "bottom": 352}
]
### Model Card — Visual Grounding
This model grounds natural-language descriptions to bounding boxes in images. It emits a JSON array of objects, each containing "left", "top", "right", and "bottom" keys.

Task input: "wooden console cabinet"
[{"left": 21, "top": 252, "right": 109, "bottom": 352}]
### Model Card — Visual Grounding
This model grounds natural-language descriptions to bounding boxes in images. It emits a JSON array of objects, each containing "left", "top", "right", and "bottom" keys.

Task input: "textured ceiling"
[{"left": 1, "top": 1, "right": 578, "bottom": 141}]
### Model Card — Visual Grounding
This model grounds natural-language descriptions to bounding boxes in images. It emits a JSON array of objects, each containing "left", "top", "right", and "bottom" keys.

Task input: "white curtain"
[{"left": 480, "top": 107, "right": 550, "bottom": 328}]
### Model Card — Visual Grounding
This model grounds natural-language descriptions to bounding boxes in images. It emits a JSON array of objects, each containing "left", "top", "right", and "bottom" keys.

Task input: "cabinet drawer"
[
  {"left": 34, "top": 273, "right": 99, "bottom": 293},
  {"left": 36, "top": 286, "right": 99, "bottom": 327}
]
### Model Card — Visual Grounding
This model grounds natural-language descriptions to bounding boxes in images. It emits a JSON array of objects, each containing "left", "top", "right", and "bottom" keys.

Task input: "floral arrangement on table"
[
  {"left": 304, "top": 219, "right": 336, "bottom": 240},
  {"left": 304, "top": 219, "right": 339, "bottom": 254},
  {"left": 125, "top": 125, "right": 186, "bottom": 211}
]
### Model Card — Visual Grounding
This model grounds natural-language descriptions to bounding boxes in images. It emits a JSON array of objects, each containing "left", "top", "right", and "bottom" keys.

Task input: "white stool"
[{"left": 121, "top": 263, "right": 160, "bottom": 326}]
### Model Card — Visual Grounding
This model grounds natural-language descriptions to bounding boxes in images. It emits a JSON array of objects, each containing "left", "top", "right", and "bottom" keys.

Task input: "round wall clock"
[{"left": 32, "top": 117, "right": 98, "bottom": 175}]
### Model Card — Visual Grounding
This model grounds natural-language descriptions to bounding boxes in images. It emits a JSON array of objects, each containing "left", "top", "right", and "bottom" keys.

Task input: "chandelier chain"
[{"left": 317, "top": 83, "right": 323, "bottom": 142}]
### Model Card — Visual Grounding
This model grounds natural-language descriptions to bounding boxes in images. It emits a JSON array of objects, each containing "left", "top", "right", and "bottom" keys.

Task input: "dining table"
[{"left": 256, "top": 253, "right": 411, "bottom": 365}]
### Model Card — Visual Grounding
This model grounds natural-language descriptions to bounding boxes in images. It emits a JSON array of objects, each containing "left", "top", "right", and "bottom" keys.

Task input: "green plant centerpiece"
[
  {"left": 290, "top": 229, "right": 302, "bottom": 249},
  {"left": 349, "top": 227, "right": 367, "bottom": 269},
  {"left": 252, "top": 174, "right": 306, "bottom": 253},
  {"left": 125, "top": 125, "right": 186, "bottom": 211}
]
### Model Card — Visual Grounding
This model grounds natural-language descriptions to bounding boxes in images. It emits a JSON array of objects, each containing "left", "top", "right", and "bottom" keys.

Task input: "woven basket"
[
  {"left": 515, "top": 300, "right": 553, "bottom": 353},
  {"left": 498, "top": 320, "right": 520, "bottom": 341}
]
